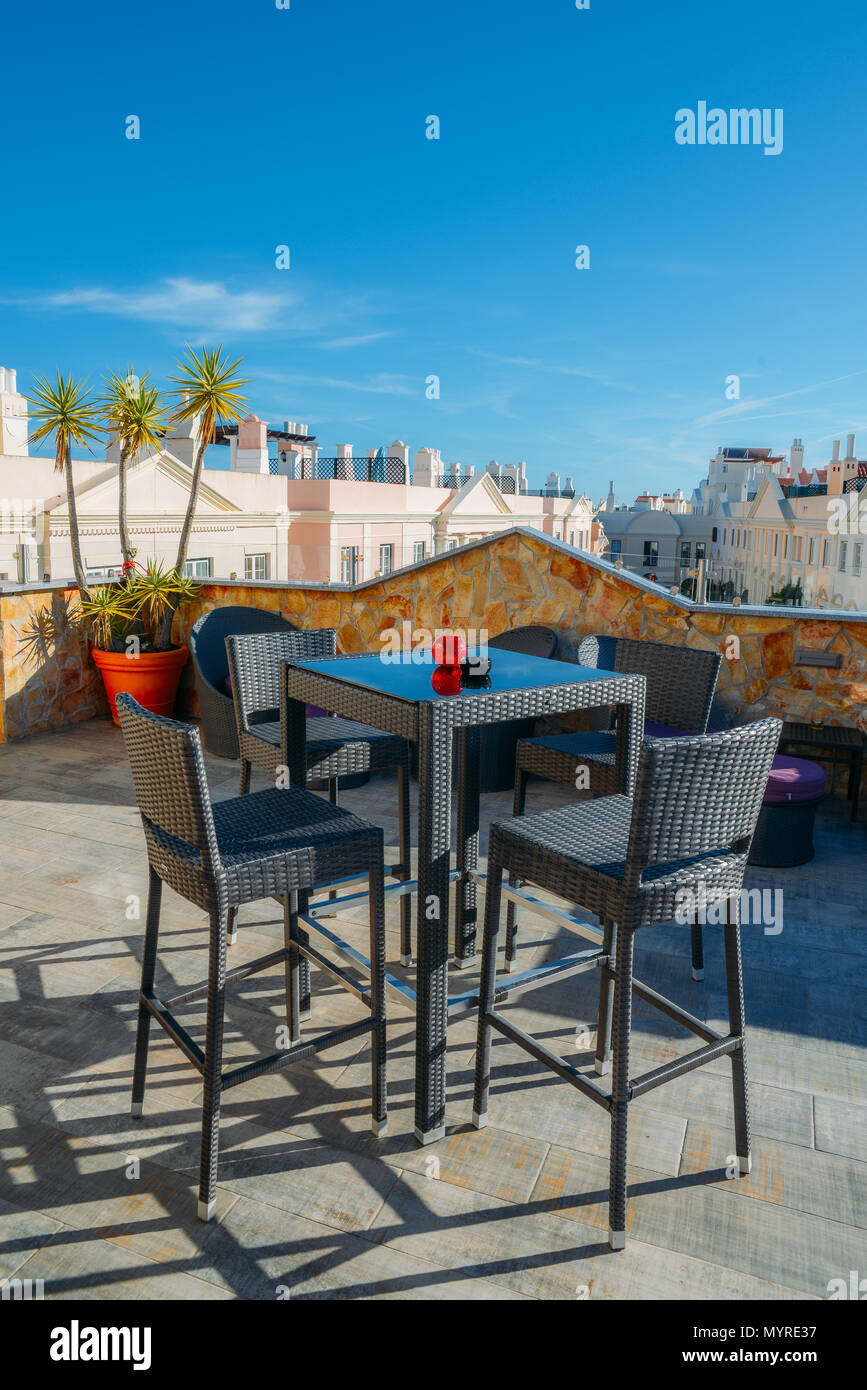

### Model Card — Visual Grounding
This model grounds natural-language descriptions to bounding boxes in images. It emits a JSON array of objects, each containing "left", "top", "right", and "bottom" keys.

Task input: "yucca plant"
[
  {"left": 75, "top": 561, "right": 200, "bottom": 653},
  {"left": 101, "top": 369, "right": 171, "bottom": 564},
  {"left": 28, "top": 373, "right": 104, "bottom": 598},
  {"left": 75, "top": 584, "right": 137, "bottom": 651},
  {"left": 126, "top": 559, "right": 200, "bottom": 650},
  {"left": 158, "top": 346, "right": 248, "bottom": 646}
]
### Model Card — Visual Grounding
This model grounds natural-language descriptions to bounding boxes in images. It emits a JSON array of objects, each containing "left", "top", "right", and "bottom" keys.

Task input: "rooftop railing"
[{"left": 271, "top": 454, "right": 407, "bottom": 484}]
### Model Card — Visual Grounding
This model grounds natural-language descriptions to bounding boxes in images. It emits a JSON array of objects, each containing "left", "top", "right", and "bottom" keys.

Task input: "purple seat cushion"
[
  {"left": 644, "top": 720, "right": 691, "bottom": 739},
  {"left": 764, "top": 755, "right": 827, "bottom": 804}
]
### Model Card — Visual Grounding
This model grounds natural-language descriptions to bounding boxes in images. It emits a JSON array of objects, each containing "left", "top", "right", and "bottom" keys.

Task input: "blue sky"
[{"left": 2, "top": 0, "right": 866, "bottom": 498}]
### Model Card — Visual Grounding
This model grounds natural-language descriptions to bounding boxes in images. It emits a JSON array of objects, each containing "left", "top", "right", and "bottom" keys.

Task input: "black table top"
[
  {"left": 291, "top": 650, "right": 626, "bottom": 705},
  {"left": 781, "top": 721, "right": 863, "bottom": 748}
]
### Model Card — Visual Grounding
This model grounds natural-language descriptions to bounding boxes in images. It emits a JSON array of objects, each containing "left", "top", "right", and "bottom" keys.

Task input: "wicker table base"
[{"left": 283, "top": 652, "right": 646, "bottom": 1142}]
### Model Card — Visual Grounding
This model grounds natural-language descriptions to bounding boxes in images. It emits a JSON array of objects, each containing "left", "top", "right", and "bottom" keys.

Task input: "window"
[
  {"left": 412, "top": 541, "right": 425, "bottom": 564},
  {"left": 808, "top": 536, "right": 815, "bottom": 565},
  {"left": 823, "top": 538, "right": 831, "bottom": 567},
  {"left": 244, "top": 553, "right": 269, "bottom": 581},
  {"left": 379, "top": 544, "right": 393, "bottom": 575},
  {"left": 609, "top": 538, "right": 622, "bottom": 558},
  {"left": 340, "top": 546, "right": 357, "bottom": 583},
  {"left": 643, "top": 540, "right": 659, "bottom": 565},
  {"left": 854, "top": 543, "right": 862, "bottom": 576},
  {"left": 784, "top": 535, "right": 790, "bottom": 559},
  {"left": 695, "top": 542, "right": 706, "bottom": 561},
  {"left": 839, "top": 541, "right": 847, "bottom": 572},
  {"left": 773, "top": 534, "right": 778, "bottom": 556},
  {"left": 680, "top": 540, "right": 691, "bottom": 567},
  {"left": 183, "top": 558, "right": 212, "bottom": 578},
  {"left": 711, "top": 526, "right": 718, "bottom": 542}
]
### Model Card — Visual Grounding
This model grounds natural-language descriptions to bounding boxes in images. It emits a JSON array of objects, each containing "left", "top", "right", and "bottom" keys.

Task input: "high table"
[
  {"left": 778, "top": 721, "right": 863, "bottom": 822},
  {"left": 281, "top": 650, "right": 646, "bottom": 1143}
]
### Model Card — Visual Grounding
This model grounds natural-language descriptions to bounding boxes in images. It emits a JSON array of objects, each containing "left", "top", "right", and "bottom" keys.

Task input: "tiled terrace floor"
[{"left": 0, "top": 717, "right": 864, "bottom": 1300}]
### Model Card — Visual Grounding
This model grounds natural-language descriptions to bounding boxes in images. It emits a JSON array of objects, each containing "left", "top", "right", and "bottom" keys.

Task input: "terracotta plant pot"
[{"left": 92, "top": 645, "right": 189, "bottom": 725}]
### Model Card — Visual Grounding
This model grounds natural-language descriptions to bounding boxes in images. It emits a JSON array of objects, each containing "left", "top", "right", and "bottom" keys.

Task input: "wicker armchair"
[
  {"left": 116, "top": 693, "right": 387, "bottom": 1222},
  {"left": 509, "top": 634, "right": 722, "bottom": 978},
  {"left": 189, "top": 606, "right": 298, "bottom": 760},
  {"left": 474, "top": 718, "right": 781, "bottom": 1250},
  {"left": 226, "top": 627, "right": 412, "bottom": 966},
  {"left": 477, "top": 626, "right": 559, "bottom": 792}
]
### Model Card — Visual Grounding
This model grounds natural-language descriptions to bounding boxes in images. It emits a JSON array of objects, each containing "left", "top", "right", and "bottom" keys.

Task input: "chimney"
[
  {"left": 0, "top": 365, "right": 29, "bottom": 456},
  {"left": 846, "top": 433, "right": 856, "bottom": 460},
  {"left": 335, "top": 443, "right": 353, "bottom": 480},
  {"left": 832, "top": 440, "right": 841, "bottom": 461},
  {"left": 230, "top": 414, "right": 269, "bottom": 473}
]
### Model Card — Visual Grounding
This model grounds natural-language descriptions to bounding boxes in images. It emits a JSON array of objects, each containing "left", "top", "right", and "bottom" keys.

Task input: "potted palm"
[
  {"left": 101, "top": 368, "right": 171, "bottom": 564},
  {"left": 28, "top": 372, "right": 104, "bottom": 597},
  {"left": 152, "top": 345, "right": 249, "bottom": 647},
  {"left": 78, "top": 560, "right": 200, "bottom": 722}
]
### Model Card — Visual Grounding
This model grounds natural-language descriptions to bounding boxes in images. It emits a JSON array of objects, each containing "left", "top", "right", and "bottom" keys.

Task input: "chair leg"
[
  {"left": 198, "top": 904, "right": 228, "bottom": 1222},
  {"left": 369, "top": 864, "right": 388, "bottom": 1136},
  {"left": 131, "top": 867, "right": 162, "bottom": 1118},
  {"left": 504, "top": 767, "right": 529, "bottom": 972},
  {"left": 594, "top": 919, "right": 617, "bottom": 1076},
  {"left": 298, "top": 890, "right": 312, "bottom": 1020},
  {"left": 608, "top": 923, "right": 634, "bottom": 1250},
  {"left": 513, "top": 764, "right": 529, "bottom": 819},
  {"left": 327, "top": 779, "right": 339, "bottom": 905},
  {"left": 283, "top": 891, "right": 302, "bottom": 1046},
  {"left": 723, "top": 901, "right": 752, "bottom": 1177},
  {"left": 228, "top": 768, "right": 248, "bottom": 944},
  {"left": 397, "top": 760, "right": 412, "bottom": 966},
  {"left": 473, "top": 860, "right": 503, "bottom": 1129},
  {"left": 690, "top": 920, "right": 704, "bottom": 982}
]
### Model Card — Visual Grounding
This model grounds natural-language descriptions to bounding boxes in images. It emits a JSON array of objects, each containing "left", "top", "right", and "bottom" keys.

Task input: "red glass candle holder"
[
  {"left": 432, "top": 633, "right": 467, "bottom": 667},
  {"left": 431, "top": 664, "right": 463, "bottom": 696}
]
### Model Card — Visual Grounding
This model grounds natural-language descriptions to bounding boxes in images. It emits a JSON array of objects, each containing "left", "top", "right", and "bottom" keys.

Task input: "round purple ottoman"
[{"left": 748, "top": 755, "right": 827, "bottom": 867}]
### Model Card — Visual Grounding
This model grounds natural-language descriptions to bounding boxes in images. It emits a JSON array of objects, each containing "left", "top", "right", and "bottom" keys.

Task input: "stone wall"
[
  {"left": 0, "top": 586, "right": 107, "bottom": 742},
  {"left": 2, "top": 528, "right": 865, "bottom": 743}
]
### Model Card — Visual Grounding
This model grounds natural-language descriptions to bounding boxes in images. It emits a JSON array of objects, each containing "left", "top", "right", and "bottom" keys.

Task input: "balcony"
[{"left": 0, "top": 528, "right": 863, "bottom": 1300}]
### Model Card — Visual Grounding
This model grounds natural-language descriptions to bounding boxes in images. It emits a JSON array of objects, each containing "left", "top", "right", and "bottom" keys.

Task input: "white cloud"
[
  {"left": 33, "top": 277, "right": 296, "bottom": 336},
  {"left": 466, "top": 348, "right": 634, "bottom": 392},
  {"left": 316, "top": 331, "right": 396, "bottom": 350},
  {"left": 694, "top": 370, "right": 867, "bottom": 428},
  {"left": 5, "top": 275, "right": 396, "bottom": 344},
  {"left": 257, "top": 369, "right": 416, "bottom": 398}
]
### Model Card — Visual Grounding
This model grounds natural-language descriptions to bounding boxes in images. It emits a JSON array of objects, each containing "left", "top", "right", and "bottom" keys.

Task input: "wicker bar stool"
[
  {"left": 116, "top": 693, "right": 387, "bottom": 1222},
  {"left": 508, "top": 635, "right": 722, "bottom": 980},
  {"left": 226, "top": 627, "right": 412, "bottom": 971},
  {"left": 473, "top": 719, "right": 780, "bottom": 1250}
]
